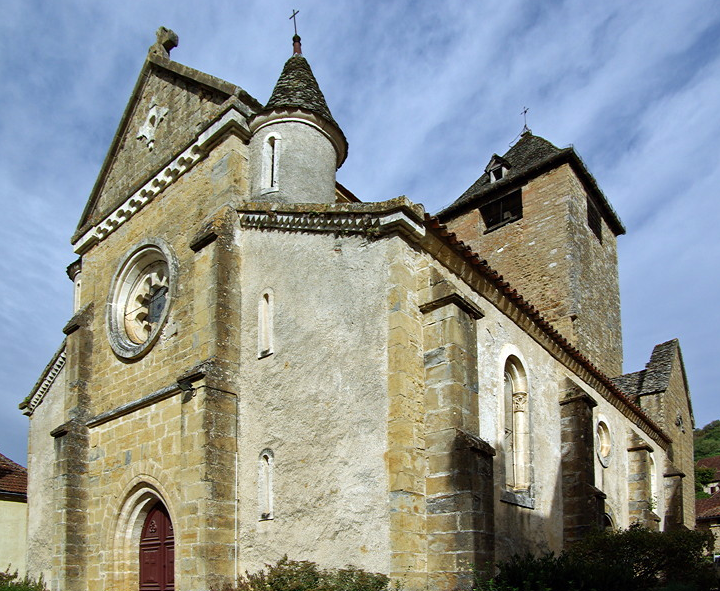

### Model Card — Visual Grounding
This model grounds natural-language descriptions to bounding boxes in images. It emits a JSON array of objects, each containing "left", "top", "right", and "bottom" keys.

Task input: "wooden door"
[{"left": 139, "top": 503, "right": 174, "bottom": 591}]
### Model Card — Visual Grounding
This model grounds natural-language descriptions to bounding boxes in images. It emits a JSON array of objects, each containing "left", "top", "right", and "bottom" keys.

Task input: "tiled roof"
[
  {"left": 438, "top": 132, "right": 625, "bottom": 235},
  {"left": 0, "top": 453, "right": 27, "bottom": 499},
  {"left": 264, "top": 54, "right": 337, "bottom": 127},
  {"left": 698, "top": 455, "right": 720, "bottom": 481},
  {"left": 697, "top": 491, "right": 720, "bottom": 520}
]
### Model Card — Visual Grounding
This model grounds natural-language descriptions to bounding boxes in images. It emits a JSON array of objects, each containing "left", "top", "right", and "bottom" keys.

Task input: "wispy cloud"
[{"left": 0, "top": 0, "right": 718, "bottom": 463}]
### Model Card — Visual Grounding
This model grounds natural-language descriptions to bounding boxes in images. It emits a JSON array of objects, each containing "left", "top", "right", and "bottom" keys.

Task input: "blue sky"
[{"left": 1, "top": 0, "right": 719, "bottom": 465}]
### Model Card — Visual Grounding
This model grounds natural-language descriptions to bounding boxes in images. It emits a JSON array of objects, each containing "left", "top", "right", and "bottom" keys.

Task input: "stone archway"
[
  {"left": 108, "top": 477, "right": 177, "bottom": 591},
  {"left": 139, "top": 502, "right": 174, "bottom": 591}
]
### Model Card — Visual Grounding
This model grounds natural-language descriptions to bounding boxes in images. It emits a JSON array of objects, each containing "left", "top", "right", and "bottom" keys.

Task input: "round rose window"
[{"left": 107, "top": 241, "right": 175, "bottom": 359}]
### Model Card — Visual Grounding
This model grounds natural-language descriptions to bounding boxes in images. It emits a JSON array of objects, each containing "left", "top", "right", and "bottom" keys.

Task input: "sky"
[{"left": 1, "top": 0, "right": 719, "bottom": 466}]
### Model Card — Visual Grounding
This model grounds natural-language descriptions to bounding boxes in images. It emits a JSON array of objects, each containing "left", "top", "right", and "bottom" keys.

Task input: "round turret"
[{"left": 249, "top": 36, "right": 347, "bottom": 204}]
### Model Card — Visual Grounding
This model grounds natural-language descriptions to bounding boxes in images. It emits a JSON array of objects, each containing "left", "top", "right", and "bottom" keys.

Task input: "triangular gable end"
[{"left": 72, "top": 51, "right": 261, "bottom": 244}]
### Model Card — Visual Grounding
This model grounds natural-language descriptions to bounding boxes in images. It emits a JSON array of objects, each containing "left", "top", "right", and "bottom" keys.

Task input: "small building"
[
  {"left": 697, "top": 455, "right": 720, "bottom": 495},
  {"left": 697, "top": 492, "right": 720, "bottom": 557},
  {"left": 0, "top": 453, "right": 28, "bottom": 575}
]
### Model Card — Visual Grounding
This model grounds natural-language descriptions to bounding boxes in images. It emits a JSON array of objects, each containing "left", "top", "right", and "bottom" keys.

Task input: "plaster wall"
[
  {"left": 0, "top": 498, "right": 27, "bottom": 574},
  {"left": 26, "top": 365, "right": 66, "bottom": 581},
  {"left": 234, "top": 227, "right": 391, "bottom": 574},
  {"left": 249, "top": 120, "right": 337, "bottom": 204}
]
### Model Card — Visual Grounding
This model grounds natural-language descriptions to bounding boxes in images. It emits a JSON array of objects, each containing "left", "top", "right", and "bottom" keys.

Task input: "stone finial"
[{"left": 149, "top": 27, "right": 179, "bottom": 59}]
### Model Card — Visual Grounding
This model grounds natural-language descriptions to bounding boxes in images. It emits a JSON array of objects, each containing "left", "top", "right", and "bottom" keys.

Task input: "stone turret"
[{"left": 249, "top": 35, "right": 347, "bottom": 203}]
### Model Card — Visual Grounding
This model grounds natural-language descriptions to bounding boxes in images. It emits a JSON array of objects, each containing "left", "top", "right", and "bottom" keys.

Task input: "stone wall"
[
  {"left": 86, "top": 60, "right": 231, "bottom": 229},
  {"left": 444, "top": 164, "right": 623, "bottom": 378}
]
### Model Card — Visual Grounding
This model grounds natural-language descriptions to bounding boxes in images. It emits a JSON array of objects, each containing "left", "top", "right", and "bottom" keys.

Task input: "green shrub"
[
  {"left": 0, "top": 569, "right": 47, "bottom": 591},
  {"left": 212, "top": 556, "right": 390, "bottom": 591},
  {"left": 474, "top": 526, "right": 718, "bottom": 591}
]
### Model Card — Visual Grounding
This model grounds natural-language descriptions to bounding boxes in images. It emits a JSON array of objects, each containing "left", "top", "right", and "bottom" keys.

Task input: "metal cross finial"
[
  {"left": 289, "top": 9, "right": 300, "bottom": 35},
  {"left": 521, "top": 106, "right": 531, "bottom": 134}
]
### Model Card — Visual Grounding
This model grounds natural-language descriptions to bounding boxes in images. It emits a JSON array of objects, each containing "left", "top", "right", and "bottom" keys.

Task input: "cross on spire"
[
  {"left": 289, "top": 9, "right": 300, "bottom": 35},
  {"left": 521, "top": 106, "right": 531, "bottom": 134},
  {"left": 289, "top": 9, "right": 302, "bottom": 55}
]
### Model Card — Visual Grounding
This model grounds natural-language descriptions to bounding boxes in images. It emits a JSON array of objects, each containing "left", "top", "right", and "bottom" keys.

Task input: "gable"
[{"left": 73, "top": 55, "right": 259, "bottom": 242}]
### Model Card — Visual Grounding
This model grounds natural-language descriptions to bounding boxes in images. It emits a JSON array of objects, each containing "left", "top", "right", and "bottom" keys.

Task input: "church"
[{"left": 21, "top": 27, "right": 696, "bottom": 591}]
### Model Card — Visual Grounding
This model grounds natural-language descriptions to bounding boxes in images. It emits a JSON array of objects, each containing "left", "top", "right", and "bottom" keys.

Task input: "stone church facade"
[{"left": 21, "top": 28, "right": 695, "bottom": 591}]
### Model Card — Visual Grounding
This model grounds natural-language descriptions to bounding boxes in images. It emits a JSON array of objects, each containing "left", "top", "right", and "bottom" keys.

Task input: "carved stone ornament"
[
  {"left": 137, "top": 97, "right": 169, "bottom": 151},
  {"left": 512, "top": 392, "right": 528, "bottom": 412},
  {"left": 107, "top": 240, "right": 177, "bottom": 360}
]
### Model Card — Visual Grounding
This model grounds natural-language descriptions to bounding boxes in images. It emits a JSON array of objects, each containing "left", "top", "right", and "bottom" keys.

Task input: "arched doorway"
[{"left": 139, "top": 502, "right": 174, "bottom": 591}]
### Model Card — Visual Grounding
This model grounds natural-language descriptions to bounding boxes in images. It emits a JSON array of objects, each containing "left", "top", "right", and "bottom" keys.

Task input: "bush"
[
  {"left": 212, "top": 556, "right": 390, "bottom": 591},
  {"left": 474, "top": 526, "right": 718, "bottom": 591},
  {"left": 0, "top": 569, "right": 47, "bottom": 591}
]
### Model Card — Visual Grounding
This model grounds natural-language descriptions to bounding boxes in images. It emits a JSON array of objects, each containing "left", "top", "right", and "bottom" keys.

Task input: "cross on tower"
[
  {"left": 289, "top": 9, "right": 300, "bottom": 35},
  {"left": 521, "top": 106, "right": 531, "bottom": 134}
]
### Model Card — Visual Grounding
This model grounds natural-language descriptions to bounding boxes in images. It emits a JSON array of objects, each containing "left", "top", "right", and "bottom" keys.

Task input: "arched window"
[
  {"left": 258, "top": 449, "right": 274, "bottom": 521},
  {"left": 258, "top": 289, "right": 274, "bottom": 358},
  {"left": 73, "top": 276, "right": 82, "bottom": 312},
  {"left": 648, "top": 453, "right": 658, "bottom": 510},
  {"left": 504, "top": 357, "right": 530, "bottom": 491},
  {"left": 262, "top": 134, "right": 280, "bottom": 192}
]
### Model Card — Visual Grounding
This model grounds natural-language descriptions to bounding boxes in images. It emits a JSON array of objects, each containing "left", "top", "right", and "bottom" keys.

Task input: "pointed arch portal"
[{"left": 139, "top": 502, "right": 174, "bottom": 591}]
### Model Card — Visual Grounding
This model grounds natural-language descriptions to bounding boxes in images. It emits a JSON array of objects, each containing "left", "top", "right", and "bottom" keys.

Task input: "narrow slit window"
[
  {"left": 258, "top": 289, "right": 274, "bottom": 358},
  {"left": 258, "top": 449, "right": 274, "bottom": 521},
  {"left": 262, "top": 135, "right": 280, "bottom": 191}
]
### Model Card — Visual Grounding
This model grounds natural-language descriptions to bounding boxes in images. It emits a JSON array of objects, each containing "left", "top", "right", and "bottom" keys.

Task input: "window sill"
[{"left": 501, "top": 489, "right": 535, "bottom": 509}]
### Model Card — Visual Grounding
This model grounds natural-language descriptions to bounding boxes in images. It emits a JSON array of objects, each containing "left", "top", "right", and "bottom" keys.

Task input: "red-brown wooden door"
[{"left": 139, "top": 503, "right": 174, "bottom": 591}]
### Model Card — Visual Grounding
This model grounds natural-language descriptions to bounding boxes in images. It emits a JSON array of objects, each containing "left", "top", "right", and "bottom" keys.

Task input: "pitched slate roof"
[
  {"left": 697, "top": 455, "right": 720, "bottom": 481},
  {"left": 438, "top": 132, "right": 625, "bottom": 235},
  {"left": 0, "top": 453, "right": 27, "bottom": 499},
  {"left": 697, "top": 491, "right": 720, "bottom": 520},
  {"left": 264, "top": 54, "right": 338, "bottom": 127},
  {"left": 612, "top": 339, "right": 683, "bottom": 397}
]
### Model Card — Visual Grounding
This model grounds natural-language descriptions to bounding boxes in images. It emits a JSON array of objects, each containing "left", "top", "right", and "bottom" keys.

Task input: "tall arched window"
[
  {"left": 258, "top": 449, "right": 274, "bottom": 521},
  {"left": 258, "top": 289, "right": 274, "bottom": 358},
  {"left": 73, "top": 276, "right": 82, "bottom": 312},
  {"left": 262, "top": 134, "right": 280, "bottom": 192},
  {"left": 504, "top": 357, "right": 530, "bottom": 491},
  {"left": 648, "top": 453, "right": 658, "bottom": 510}
]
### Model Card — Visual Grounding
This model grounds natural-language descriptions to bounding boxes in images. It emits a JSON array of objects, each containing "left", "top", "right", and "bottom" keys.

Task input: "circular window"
[
  {"left": 107, "top": 241, "right": 176, "bottom": 359},
  {"left": 596, "top": 420, "right": 612, "bottom": 467}
]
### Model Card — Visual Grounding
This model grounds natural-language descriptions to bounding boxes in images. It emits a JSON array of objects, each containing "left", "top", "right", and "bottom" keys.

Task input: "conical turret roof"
[{"left": 264, "top": 53, "right": 338, "bottom": 127}]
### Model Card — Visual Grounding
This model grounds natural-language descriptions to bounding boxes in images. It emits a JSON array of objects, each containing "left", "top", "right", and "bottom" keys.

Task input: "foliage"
[
  {"left": 212, "top": 556, "right": 389, "bottom": 591},
  {"left": 473, "top": 525, "right": 718, "bottom": 591},
  {"left": 696, "top": 465, "right": 716, "bottom": 498},
  {"left": 694, "top": 420, "right": 720, "bottom": 461},
  {"left": 0, "top": 569, "right": 47, "bottom": 591}
]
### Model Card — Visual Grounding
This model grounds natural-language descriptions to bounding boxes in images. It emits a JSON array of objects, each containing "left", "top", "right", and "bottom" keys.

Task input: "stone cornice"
[
  {"left": 73, "top": 107, "right": 251, "bottom": 255},
  {"left": 236, "top": 198, "right": 425, "bottom": 238},
  {"left": 20, "top": 343, "right": 66, "bottom": 416}
]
